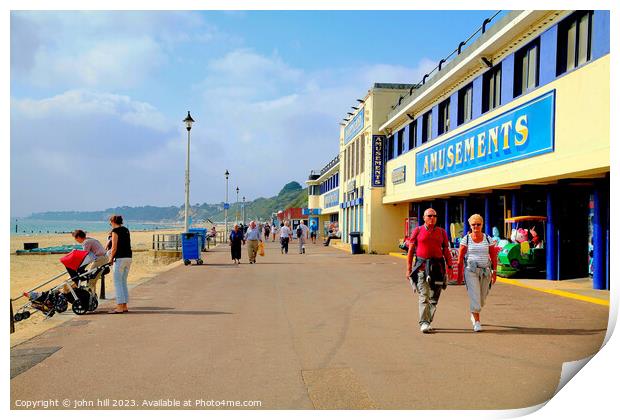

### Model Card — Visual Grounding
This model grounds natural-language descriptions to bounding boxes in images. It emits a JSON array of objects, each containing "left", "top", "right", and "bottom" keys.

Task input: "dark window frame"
[
  {"left": 482, "top": 64, "right": 502, "bottom": 113},
  {"left": 513, "top": 38, "right": 540, "bottom": 98},
  {"left": 422, "top": 111, "right": 432, "bottom": 144},
  {"left": 457, "top": 83, "right": 474, "bottom": 125},
  {"left": 438, "top": 98, "right": 450, "bottom": 136},
  {"left": 408, "top": 120, "right": 417, "bottom": 150},
  {"left": 557, "top": 10, "right": 593, "bottom": 76}
]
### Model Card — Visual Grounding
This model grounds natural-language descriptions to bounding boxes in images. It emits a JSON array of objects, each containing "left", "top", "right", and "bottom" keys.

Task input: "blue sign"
[
  {"left": 372, "top": 135, "right": 385, "bottom": 187},
  {"left": 223, "top": 203, "right": 230, "bottom": 210},
  {"left": 302, "top": 208, "right": 321, "bottom": 215},
  {"left": 415, "top": 91, "right": 555, "bottom": 185},
  {"left": 344, "top": 107, "right": 364, "bottom": 144},
  {"left": 324, "top": 189, "right": 339, "bottom": 208}
]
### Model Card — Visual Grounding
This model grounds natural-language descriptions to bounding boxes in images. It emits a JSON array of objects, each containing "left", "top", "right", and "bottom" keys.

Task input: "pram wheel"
[
  {"left": 55, "top": 294, "right": 68, "bottom": 313},
  {"left": 23, "top": 311, "right": 31, "bottom": 319},
  {"left": 72, "top": 300, "right": 88, "bottom": 315},
  {"left": 184, "top": 259, "right": 190, "bottom": 266},
  {"left": 14, "top": 313, "right": 23, "bottom": 322},
  {"left": 197, "top": 259, "right": 204, "bottom": 265},
  {"left": 88, "top": 295, "right": 99, "bottom": 311}
]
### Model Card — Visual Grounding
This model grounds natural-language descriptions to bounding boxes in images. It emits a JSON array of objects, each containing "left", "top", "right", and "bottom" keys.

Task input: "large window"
[
  {"left": 359, "top": 135, "right": 365, "bottom": 174},
  {"left": 387, "top": 134, "right": 394, "bottom": 160},
  {"left": 514, "top": 38, "right": 540, "bottom": 97},
  {"left": 557, "top": 11, "right": 592, "bottom": 75},
  {"left": 438, "top": 99, "right": 450, "bottom": 135},
  {"left": 408, "top": 120, "right": 417, "bottom": 150},
  {"left": 422, "top": 111, "right": 432, "bottom": 144},
  {"left": 482, "top": 64, "right": 502, "bottom": 113},
  {"left": 458, "top": 83, "right": 473, "bottom": 125}
]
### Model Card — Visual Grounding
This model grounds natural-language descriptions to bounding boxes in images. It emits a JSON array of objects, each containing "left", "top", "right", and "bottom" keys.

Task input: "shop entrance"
[{"left": 556, "top": 188, "right": 590, "bottom": 279}]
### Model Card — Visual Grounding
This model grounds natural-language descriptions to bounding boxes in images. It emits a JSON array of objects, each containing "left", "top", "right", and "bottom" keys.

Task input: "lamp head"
[{"left": 183, "top": 111, "right": 195, "bottom": 131}]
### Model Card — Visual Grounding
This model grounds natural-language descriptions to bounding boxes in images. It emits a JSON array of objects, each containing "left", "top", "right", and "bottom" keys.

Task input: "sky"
[{"left": 9, "top": 8, "right": 505, "bottom": 217}]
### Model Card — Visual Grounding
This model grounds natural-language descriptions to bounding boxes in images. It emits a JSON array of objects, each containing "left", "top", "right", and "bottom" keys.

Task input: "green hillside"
[{"left": 27, "top": 181, "right": 308, "bottom": 223}]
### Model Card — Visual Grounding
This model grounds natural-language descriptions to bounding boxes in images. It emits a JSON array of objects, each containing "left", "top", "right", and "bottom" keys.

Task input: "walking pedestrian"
[
  {"left": 280, "top": 221, "right": 292, "bottom": 254},
  {"left": 263, "top": 223, "right": 271, "bottom": 243},
  {"left": 297, "top": 220, "right": 309, "bottom": 254},
  {"left": 272, "top": 223, "right": 278, "bottom": 242},
  {"left": 107, "top": 215, "right": 132, "bottom": 314},
  {"left": 229, "top": 224, "right": 245, "bottom": 264},
  {"left": 406, "top": 208, "right": 453, "bottom": 333},
  {"left": 244, "top": 220, "right": 262, "bottom": 264},
  {"left": 457, "top": 214, "right": 498, "bottom": 332},
  {"left": 309, "top": 220, "right": 318, "bottom": 244}
]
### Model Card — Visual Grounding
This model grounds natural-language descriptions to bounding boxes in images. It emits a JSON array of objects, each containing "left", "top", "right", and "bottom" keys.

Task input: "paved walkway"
[{"left": 11, "top": 241, "right": 608, "bottom": 410}]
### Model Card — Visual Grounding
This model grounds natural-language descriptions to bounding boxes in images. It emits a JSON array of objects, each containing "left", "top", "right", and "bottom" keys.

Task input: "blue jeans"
[{"left": 113, "top": 258, "right": 132, "bottom": 304}]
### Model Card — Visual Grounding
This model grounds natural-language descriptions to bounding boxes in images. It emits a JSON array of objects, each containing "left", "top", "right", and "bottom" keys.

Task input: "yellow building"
[{"left": 314, "top": 10, "right": 610, "bottom": 289}]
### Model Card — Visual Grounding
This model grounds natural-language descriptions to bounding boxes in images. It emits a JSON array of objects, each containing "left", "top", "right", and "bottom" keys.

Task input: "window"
[
  {"left": 408, "top": 120, "right": 417, "bottom": 150},
  {"left": 458, "top": 83, "right": 473, "bottom": 125},
  {"left": 387, "top": 134, "right": 394, "bottom": 160},
  {"left": 557, "top": 11, "right": 592, "bottom": 75},
  {"left": 482, "top": 64, "right": 502, "bottom": 113},
  {"left": 397, "top": 129, "right": 404, "bottom": 156},
  {"left": 514, "top": 39, "right": 540, "bottom": 97},
  {"left": 438, "top": 99, "right": 450, "bottom": 135},
  {"left": 422, "top": 111, "right": 432, "bottom": 144},
  {"left": 359, "top": 135, "right": 365, "bottom": 173}
]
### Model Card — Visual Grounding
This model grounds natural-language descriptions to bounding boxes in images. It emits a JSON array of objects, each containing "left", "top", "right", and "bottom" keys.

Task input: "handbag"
[{"left": 258, "top": 242, "right": 265, "bottom": 256}]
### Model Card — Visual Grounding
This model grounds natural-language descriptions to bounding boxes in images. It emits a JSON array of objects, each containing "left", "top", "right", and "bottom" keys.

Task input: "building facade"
[
  {"left": 378, "top": 10, "right": 609, "bottom": 288},
  {"left": 306, "top": 155, "right": 340, "bottom": 238},
  {"left": 311, "top": 10, "right": 610, "bottom": 290}
]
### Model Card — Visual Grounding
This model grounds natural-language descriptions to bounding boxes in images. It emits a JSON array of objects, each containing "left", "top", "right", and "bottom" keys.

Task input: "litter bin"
[
  {"left": 181, "top": 232, "right": 203, "bottom": 265},
  {"left": 349, "top": 232, "right": 362, "bottom": 254},
  {"left": 189, "top": 228, "right": 207, "bottom": 251}
]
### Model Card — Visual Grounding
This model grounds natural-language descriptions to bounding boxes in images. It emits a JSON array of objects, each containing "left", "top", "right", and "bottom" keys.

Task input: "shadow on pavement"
[
  {"left": 433, "top": 325, "right": 606, "bottom": 336},
  {"left": 89, "top": 307, "right": 233, "bottom": 316}
]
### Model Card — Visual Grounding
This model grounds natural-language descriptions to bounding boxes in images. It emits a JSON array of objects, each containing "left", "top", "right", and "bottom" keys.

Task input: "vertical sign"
[{"left": 372, "top": 135, "right": 385, "bottom": 187}]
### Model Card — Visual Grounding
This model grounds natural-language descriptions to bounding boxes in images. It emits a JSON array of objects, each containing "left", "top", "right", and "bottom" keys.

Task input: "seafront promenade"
[{"left": 11, "top": 241, "right": 608, "bottom": 410}]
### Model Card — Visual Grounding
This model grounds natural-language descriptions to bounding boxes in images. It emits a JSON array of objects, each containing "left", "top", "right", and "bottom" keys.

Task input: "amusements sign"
[
  {"left": 372, "top": 135, "right": 385, "bottom": 187},
  {"left": 415, "top": 90, "right": 555, "bottom": 185},
  {"left": 344, "top": 107, "right": 364, "bottom": 144}
]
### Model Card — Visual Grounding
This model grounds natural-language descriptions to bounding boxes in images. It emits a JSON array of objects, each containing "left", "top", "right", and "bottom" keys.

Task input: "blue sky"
[{"left": 10, "top": 9, "right": 504, "bottom": 217}]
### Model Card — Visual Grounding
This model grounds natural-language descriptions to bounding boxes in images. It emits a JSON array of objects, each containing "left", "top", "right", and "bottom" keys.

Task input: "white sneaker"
[
  {"left": 470, "top": 314, "right": 476, "bottom": 326},
  {"left": 420, "top": 323, "right": 431, "bottom": 333},
  {"left": 473, "top": 321, "right": 482, "bottom": 332}
]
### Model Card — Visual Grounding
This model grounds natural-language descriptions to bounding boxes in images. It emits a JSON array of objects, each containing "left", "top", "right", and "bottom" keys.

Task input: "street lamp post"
[
  {"left": 183, "top": 111, "right": 195, "bottom": 233},
  {"left": 225, "top": 170, "right": 229, "bottom": 236},
  {"left": 236, "top": 186, "right": 240, "bottom": 224},
  {"left": 242, "top": 196, "right": 246, "bottom": 225}
]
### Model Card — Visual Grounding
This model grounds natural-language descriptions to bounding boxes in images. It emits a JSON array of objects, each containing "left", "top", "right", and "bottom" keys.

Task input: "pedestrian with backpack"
[
  {"left": 406, "top": 208, "right": 453, "bottom": 333},
  {"left": 457, "top": 214, "right": 498, "bottom": 332},
  {"left": 297, "top": 220, "right": 308, "bottom": 254}
]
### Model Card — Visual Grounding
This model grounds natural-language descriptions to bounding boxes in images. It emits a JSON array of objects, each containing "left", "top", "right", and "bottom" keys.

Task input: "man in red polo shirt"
[{"left": 406, "top": 208, "right": 453, "bottom": 333}]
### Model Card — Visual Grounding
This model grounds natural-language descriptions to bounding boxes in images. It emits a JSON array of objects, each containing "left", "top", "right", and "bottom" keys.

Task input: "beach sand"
[{"left": 10, "top": 229, "right": 184, "bottom": 346}]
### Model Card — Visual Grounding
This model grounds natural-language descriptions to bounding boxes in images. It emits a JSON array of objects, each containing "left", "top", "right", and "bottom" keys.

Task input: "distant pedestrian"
[
  {"left": 309, "top": 220, "right": 318, "bottom": 244},
  {"left": 229, "top": 224, "right": 245, "bottom": 264},
  {"left": 107, "top": 215, "right": 132, "bottom": 314},
  {"left": 457, "top": 214, "right": 498, "bottom": 332},
  {"left": 406, "top": 208, "right": 452, "bottom": 333},
  {"left": 297, "top": 220, "right": 309, "bottom": 254},
  {"left": 280, "top": 221, "right": 292, "bottom": 254},
  {"left": 244, "top": 220, "right": 262, "bottom": 264},
  {"left": 263, "top": 223, "right": 271, "bottom": 242},
  {"left": 71, "top": 229, "right": 107, "bottom": 295},
  {"left": 272, "top": 223, "right": 278, "bottom": 242}
]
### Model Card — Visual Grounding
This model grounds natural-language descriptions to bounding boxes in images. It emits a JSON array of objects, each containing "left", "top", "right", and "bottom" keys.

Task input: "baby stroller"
[{"left": 13, "top": 250, "right": 110, "bottom": 323}]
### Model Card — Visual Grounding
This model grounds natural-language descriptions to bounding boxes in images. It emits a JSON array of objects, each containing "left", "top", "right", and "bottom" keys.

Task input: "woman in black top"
[
  {"left": 229, "top": 224, "right": 245, "bottom": 264},
  {"left": 107, "top": 215, "right": 132, "bottom": 314}
]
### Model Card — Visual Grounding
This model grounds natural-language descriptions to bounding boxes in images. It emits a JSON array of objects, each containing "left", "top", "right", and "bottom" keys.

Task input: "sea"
[{"left": 10, "top": 219, "right": 183, "bottom": 236}]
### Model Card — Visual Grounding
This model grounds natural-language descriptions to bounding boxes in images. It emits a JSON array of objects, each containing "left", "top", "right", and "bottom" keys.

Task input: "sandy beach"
[{"left": 10, "top": 229, "right": 187, "bottom": 346}]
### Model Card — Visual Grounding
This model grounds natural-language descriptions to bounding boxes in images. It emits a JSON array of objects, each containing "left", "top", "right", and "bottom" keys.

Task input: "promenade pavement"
[{"left": 10, "top": 240, "right": 608, "bottom": 410}]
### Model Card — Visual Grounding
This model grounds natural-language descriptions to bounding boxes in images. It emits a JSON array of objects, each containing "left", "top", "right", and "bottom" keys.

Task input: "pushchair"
[{"left": 13, "top": 250, "right": 111, "bottom": 323}]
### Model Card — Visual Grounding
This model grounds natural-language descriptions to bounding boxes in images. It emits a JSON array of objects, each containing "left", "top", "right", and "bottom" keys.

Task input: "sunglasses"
[
  {"left": 470, "top": 223, "right": 481, "bottom": 227},
  {"left": 425, "top": 214, "right": 437, "bottom": 218}
]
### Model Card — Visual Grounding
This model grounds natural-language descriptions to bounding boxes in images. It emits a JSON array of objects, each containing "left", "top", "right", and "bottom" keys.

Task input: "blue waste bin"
[
  {"left": 349, "top": 232, "right": 362, "bottom": 254},
  {"left": 189, "top": 228, "right": 207, "bottom": 251},
  {"left": 181, "top": 232, "right": 203, "bottom": 265}
]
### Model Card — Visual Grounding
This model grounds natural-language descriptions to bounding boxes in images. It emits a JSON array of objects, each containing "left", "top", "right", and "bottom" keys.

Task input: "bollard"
[
  {"left": 10, "top": 299, "right": 15, "bottom": 334},
  {"left": 100, "top": 273, "right": 106, "bottom": 300}
]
